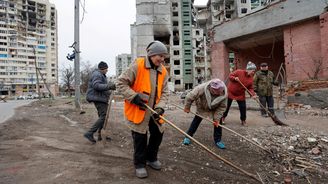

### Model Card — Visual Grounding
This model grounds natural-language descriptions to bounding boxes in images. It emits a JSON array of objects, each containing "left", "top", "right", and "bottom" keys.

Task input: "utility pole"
[
  {"left": 33, "top": 47, "right": 41, "bottom": 100},
  {"left": 74, "top": 0, "right": 81, "bottom": 109}
]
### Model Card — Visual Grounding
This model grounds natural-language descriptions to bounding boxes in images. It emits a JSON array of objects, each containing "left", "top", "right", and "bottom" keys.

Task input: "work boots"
[
  {"left": 84, "top": 132, "right": 96, "bottom": 144},
  {"left": 135, "top": 167, "right": 148, "bottom": 178},
  {"left": 147, "top": 160, "right": 162, "bottom": 170}
]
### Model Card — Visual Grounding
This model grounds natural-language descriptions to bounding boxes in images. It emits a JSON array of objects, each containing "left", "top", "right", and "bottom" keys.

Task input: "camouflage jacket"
[{"left": 253, "top": 70, "right": 276, "bottom": 96}]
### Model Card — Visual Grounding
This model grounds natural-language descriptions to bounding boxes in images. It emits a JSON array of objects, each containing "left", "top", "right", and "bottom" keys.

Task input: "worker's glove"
[
  {"left": 213, "top": 120, "right": 220, "bottom": 127},
  {"left": 131, "top": 94, "right": 146, "bottom": 108},
  {"left": 153, "top": 107, "right": 164, "bottom": 121},
  {"left": 107, "top": 82, "right": 116, "bottom": 90},
  {"left": 184, "top": 107, "right": 190, "bottom": 113}
]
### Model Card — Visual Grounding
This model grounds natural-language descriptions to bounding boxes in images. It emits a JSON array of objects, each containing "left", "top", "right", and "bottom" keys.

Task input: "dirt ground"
[{"left": 0, "top": 96, "right": 327, "bottom": 184}]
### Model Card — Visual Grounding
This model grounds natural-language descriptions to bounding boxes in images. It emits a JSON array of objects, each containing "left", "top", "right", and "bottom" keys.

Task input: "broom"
[{"left": 237, "top": 79, "right": 287, "bottom": 126}]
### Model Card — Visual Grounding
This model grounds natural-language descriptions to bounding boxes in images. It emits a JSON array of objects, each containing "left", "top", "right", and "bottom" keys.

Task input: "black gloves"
[
  {"left": 107, "top": 82, "right": 116, "bottom": 90},
  {"left": 131, "top": 94, "right": 146, "bottom": 108},
  {"left": 153, "top": 107, "right": 164, "bottom": 120}
]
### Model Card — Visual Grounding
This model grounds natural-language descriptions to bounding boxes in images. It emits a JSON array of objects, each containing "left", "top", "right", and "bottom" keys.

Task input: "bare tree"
[
  {"left": 80, "top": 61, "right": 97, "bottom": 94},
  {"left": 61, "top": 65, "right": 74, "bottom": 96}
]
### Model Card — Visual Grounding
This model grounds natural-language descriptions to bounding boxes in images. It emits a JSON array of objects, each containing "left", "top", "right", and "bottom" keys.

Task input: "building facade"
[
  {"left": 208, "top": 0, "right": 328, "bottom": 85},
  {"left": 131, "top": 0, "right": 208, "bottom": 91},
  {"left": 0, "top": 0, "right": 58, "bottom": 96},
  {"left": 115, "top": 53, "right": 132, "bottom": 77}
]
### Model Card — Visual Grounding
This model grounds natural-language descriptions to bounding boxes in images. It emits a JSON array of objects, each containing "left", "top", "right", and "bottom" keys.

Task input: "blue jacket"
[{"left": 86, "top": 70, "right": 115, "bottom": 103}]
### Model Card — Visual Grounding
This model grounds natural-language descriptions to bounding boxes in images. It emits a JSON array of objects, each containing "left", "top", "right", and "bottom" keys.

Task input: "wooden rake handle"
[
  {"left": 144, "top": 104, "right": 261, "bottom": 183},
  {"left": 171, "top": 103, "right": 271, "bottom": 154}
]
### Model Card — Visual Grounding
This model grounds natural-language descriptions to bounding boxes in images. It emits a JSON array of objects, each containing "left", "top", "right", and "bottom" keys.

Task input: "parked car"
[{"left": 16, "top": 95, "right": 26, "bottom": 100}]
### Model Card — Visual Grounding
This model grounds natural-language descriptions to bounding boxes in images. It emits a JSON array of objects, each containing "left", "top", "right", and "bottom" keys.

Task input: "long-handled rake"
[
  {"left": 237, "top": 80, "right": 287, "bottom": 126},
  {"left": 144, "top": 104, "right": 262, "bottom": 183},
  {"left": 171, "top": 103, "right": 272, "bottom": 154}
]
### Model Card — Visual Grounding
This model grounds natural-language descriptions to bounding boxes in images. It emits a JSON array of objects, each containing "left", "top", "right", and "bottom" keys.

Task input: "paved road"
[{"left": 0, "top": 100, "right": 35, "bottom": 124}]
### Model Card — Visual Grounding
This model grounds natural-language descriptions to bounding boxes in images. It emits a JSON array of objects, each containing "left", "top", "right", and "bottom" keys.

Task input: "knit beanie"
[
  {"left": 210, "top": 79, "right": 225, "bottom": 90},
  {"left": 246, "top": 61, "right": 256, "bottom": 70},
  {"left": 146, "top": 41, "right": 168, "bottom": 56},
  {"left": 98, "top": 61, "right": 108, "bottom": 70}
]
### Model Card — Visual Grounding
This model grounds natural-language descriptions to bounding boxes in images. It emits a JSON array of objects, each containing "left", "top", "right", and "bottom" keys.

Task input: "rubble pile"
[
  {"left": 285, "top": 103, "right": 328, "bottom": 117},
  {"left": 247, "top": 126, "right": 328, "bottom": 179},
  {"left": 287, "top": 80, "right": 328, "bottom": 94}
]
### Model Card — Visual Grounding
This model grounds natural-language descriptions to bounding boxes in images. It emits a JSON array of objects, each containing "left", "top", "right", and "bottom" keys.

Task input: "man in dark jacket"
[
  {"left": 253, "top": 62, "right": 277, "bottom": 117},
  {"left": 84, "top": 61, "right": 116, "bottom": 143}
]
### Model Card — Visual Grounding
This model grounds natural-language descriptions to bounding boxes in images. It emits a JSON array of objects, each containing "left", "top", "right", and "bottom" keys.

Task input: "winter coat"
[
  {"left": 86, "top": 69, "right": 116, "bottom": 103},
  {"left": 227, "top": 69, "right": 255, "bottom": 101},
  {"left": 253, "top": 70, "right": 276, "bottom": 96},
  {"left": 184, "top": 81, "right": 228, "bottom": 121},
  {"left": 116, "top": 57, "right": 169, "bottom": 134}
]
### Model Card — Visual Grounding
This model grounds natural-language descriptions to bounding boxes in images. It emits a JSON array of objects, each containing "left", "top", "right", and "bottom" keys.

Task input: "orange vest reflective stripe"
[{"left": 124, "top": 58, "right": 167, "bottom": 124}]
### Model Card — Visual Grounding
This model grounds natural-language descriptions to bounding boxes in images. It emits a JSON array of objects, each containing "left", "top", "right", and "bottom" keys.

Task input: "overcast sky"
[{"left": 50, "top": 0, "right": 208, "bottom": 76}]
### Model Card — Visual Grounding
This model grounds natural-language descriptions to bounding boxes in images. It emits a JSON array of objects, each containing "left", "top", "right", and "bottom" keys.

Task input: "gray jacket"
[
  {"left": 185, "top": 81, "right": 228, "bottom": 121},
  {"left": 86, "top": 69, "right": 116, "bottom": 103}
]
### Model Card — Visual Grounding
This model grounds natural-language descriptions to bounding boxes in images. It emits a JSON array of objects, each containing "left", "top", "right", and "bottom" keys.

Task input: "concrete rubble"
[{"left": 245, "top": 126, "right": 328, "bottom": 180}]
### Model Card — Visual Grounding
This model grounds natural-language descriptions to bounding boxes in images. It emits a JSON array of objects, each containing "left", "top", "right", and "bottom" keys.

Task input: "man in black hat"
[
  {"left": 84, "top": 61, "right": 116, "bottom": 143},
  {"left": 253, "top": 62, "right": 277, "bottom": 117}
]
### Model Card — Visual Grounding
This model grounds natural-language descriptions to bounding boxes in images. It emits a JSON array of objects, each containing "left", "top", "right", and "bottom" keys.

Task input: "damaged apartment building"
[
  {"left": 207, "top": 0, "right": 328, "bottom": 86},
  {"left": 0, "top": 0, "right": 58, "bottom": 96},
  {"left": 130, "top": 0, "right": 210, "bottom": 91}
]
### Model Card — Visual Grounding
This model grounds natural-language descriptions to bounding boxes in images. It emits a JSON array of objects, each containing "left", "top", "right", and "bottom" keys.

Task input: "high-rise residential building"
[
  {"left": 0, "top": 0, "right": 58, "bottom": 96},
  {"left": 131, "top": 0, "right": 207, "bottom": 91},
  {"left": 115, "top": 53, "right": 132, "bottom": 77}
]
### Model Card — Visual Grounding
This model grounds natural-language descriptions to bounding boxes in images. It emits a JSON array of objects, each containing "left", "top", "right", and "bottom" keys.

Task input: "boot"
[
  {"left": 241, "top": 120, "right": 246, "bottom": 126},
  {"left": 147, "top": 160, "right": 162, "bottom": 170},
  {"left": 84, "top": 132, "right": 96, "bottom": 143},
  {"left": 135, "top": 167, "right": 148, "bottom": 178}
]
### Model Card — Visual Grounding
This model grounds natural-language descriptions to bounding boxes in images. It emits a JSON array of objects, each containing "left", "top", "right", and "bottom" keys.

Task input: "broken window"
[{"left": 174, "top": 70, "right": 180, "bottom": 75}]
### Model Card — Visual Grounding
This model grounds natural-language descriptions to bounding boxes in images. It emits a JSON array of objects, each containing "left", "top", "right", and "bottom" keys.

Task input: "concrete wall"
[
  {"left": 214, "top": 0, "right": 326, "bottom": 42},
  {"left": 320, "top": 12, "right": 328, "bottom": 79},
  {"left": 210, "top": 42, "right": 230, "bottom": 81},
  {"left": 283, "top": 19, "right": 322, "bottom": 81}
]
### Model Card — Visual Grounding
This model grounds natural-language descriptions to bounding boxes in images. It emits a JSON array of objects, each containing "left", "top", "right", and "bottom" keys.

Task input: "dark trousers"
[
  {"left": 186, "top": 115, "right": 222, "bottom": 143},
  {"left": 223, "top": 98, "right": 247, "bottom": 121},
  {"left": 132, "top": 118, "right": 163, "bottom": 169},
  {"left": 87, "top": 102, "right": 108, "bottom": 134},
  {"left": 259, "top": 95, "right": 274, "bottom": 115}
]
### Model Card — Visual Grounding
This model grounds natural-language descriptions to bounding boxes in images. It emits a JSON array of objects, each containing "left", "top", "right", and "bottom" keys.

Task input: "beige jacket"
[
  {"left": 116, "top": 57, "right": 169, "bottom": 134},
  {"left": 185, "top": 81, "right": 227, "bottom": 121}
]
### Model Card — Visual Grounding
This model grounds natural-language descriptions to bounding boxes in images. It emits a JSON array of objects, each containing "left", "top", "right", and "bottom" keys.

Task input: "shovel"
[{"left": 99, "top": 93, "right": 114, "bottom": 144}]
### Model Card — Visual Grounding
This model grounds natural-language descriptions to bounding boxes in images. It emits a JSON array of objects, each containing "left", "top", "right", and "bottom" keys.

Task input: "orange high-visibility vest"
[{"left": 124, "top": 58, "right": 167, "bottom": 124}]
